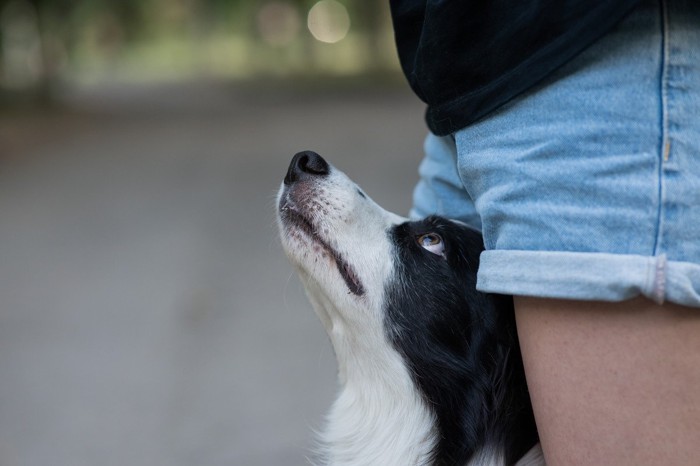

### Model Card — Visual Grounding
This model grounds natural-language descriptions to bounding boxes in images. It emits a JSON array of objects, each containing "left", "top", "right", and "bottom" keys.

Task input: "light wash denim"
[{"left": 411, "top": 0, "right": 700, "bottom": 307}]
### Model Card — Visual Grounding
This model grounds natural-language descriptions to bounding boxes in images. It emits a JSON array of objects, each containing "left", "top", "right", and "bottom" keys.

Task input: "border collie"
[{"left": 277, "top": 151, "right": 543, "bottom": 466}]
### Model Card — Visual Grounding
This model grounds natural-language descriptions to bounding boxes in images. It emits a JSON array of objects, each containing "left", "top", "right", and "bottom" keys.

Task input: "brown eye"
[{"left": 417, "top": 233, "right": 445, "bottom": 257}]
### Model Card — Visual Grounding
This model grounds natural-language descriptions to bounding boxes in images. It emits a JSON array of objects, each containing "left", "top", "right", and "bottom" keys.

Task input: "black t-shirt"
[{"left": 390, "top": 0, "right": 640, "bottom": 135}]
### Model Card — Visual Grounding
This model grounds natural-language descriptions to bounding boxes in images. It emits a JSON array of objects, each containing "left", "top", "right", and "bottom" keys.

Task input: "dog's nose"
[{"left": 284, "top": 151, "right": 330, "bottom": 185}]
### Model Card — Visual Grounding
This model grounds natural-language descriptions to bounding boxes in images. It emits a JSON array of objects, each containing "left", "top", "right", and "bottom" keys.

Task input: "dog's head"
[
  {"left": 277, "top": 151, "right": 487, "bottom": 343},
  {"left": 276, "top": 150, "right": 503, "bottom": 378},
  {"left": 276, "top": 151, "right": 536, "bottom": 465}
]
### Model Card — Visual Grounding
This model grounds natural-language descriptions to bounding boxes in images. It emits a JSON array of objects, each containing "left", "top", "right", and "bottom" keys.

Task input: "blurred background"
[{"left": 0, "top": 1, "right": 426, "bottom": 465}]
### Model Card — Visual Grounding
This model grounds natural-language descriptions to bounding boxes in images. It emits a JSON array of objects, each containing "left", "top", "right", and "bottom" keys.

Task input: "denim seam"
[
  {"left": 654, "top": 254, "right": 667, "bottom": 304},
  {"left": 653, "top": 0, "right": 670, "bottom": 257}
]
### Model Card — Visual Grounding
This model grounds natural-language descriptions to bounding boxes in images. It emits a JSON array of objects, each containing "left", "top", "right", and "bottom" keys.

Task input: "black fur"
[{"left": 385, "top": 216, "right": 538, "bottom": 465}]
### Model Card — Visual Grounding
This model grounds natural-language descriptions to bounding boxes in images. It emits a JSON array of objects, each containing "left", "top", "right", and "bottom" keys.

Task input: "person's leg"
[
  {"left": 410, "top": 2, "right": 700, "bottom": 464},
  {"left": 515, "top": 297, "right": 700, "bottom": 465},
  {"left": 435, "top": 3, "right": 700, "bottom": 462}
]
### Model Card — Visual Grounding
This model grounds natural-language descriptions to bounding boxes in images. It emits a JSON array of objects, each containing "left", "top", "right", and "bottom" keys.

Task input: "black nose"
[{"left": 284, "top": 151, "right": 330, "bottom": 185}]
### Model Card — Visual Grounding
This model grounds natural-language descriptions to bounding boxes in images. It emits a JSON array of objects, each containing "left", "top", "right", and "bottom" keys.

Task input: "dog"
[{"left": 277, "top": 151, "right": 543, "bottom": 466}]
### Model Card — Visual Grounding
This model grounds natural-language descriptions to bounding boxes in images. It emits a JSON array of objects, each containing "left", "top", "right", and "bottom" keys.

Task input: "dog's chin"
[{"left": 278, "top": 198, "right": 365, "bottom": 297}]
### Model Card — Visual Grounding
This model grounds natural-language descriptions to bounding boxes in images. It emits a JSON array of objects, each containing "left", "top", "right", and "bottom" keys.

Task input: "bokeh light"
[{"left": 307, "top": 0, "right": 350, "bottom": 44}]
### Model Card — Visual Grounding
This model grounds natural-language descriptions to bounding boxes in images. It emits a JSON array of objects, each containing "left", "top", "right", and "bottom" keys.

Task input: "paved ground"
[{"left": 0, "top": 80, "right": 426, "bottom": 466}]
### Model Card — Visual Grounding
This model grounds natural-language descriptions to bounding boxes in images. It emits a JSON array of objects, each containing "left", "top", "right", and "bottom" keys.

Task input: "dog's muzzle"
[{"left": 278, "top": 151, "right": 365, "bottom": 297}]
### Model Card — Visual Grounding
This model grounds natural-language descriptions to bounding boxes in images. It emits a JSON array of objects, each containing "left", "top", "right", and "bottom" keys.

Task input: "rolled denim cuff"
[{"left": 477, "top": 250, "right": 700, "bottom": 308}]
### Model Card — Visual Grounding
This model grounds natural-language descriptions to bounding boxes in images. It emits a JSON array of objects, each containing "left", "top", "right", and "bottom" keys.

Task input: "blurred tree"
[
  {"left": 0, "top": 0, "right": 148, "bottom": 98},
  {"left": 0, "top": 0, "right": 397, "bottom": 100},
  {"left": 347, "top": 1, "right": 388, "bottom": 69}
]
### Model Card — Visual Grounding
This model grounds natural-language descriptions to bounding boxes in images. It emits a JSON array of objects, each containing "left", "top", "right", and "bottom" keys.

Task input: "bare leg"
[{"left": 514, "top": 297, "right": 700, "bottom": 465}]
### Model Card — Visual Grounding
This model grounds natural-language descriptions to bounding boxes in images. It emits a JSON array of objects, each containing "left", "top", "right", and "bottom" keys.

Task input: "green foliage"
[{"left": 0, "top": 0, "right": 398, "bottom": 95}]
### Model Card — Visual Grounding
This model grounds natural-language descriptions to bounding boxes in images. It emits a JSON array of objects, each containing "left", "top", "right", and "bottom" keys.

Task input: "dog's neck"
[
  {"left": 320, "top": 315, "right": 507, "bottom": 466},
  {"left": 302, "top": 281, "right": 437, "bottom": 465},
  {"left": 322, "top": 328, "right": 438, "bottom": 466},
  {"left": 322, "top": 364, "right": 437, "bottom": 466}
]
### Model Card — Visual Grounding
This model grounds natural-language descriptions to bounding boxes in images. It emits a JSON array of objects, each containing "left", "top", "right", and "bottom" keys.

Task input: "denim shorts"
[{"left": 411, "top": 0, "right": 700, "bottom": 307}]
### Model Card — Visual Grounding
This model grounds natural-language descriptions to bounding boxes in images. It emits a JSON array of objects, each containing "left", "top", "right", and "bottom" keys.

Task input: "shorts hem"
[{"left": 477, "top": 250, "right": 700, "bottom": 308}]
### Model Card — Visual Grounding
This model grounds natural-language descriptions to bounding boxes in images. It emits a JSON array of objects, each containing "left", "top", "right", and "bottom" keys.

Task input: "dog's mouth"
[{"left": 279, "top": 199, "right": 365, "bottom": 297}]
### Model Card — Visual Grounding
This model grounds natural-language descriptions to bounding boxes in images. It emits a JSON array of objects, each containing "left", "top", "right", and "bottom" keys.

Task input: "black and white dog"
[{"left": 277, "top": 151, "right": 543, "bottom": 466}]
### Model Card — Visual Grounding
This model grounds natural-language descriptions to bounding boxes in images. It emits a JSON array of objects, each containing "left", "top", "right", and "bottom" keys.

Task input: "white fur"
[{"left": 514, "top": 444, "right": 545, "bottom": 466}]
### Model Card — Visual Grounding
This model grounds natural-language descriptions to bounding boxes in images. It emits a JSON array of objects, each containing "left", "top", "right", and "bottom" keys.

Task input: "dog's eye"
[{"left": 417, "top": 233, "right": 445, "bottom": 257}]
